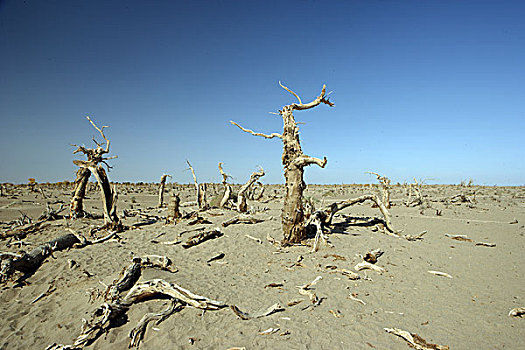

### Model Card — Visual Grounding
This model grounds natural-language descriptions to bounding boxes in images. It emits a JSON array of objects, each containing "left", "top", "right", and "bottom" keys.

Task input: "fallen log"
[{"left": 182, "top": 229, "right": 223, "bottom": 248}]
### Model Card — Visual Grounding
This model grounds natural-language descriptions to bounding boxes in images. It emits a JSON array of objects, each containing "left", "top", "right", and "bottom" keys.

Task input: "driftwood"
[
  {"left": 221, "top": 214, "right": 265, "bottom": 227},
  {"left": 157, "top": 174, "right": 171, "bottom": 208},
  {"left": 49, "top": 278, "right": 227, "bottom": 349},
  {"left": 384, "top": 328, "right": 449, "bottom": 350},
  {"left": 231, "top": 82, "right": 333, "bottom": 244},
  {"left": 428, "top": 270, "right": 453, "bottom": 278},
  {"left": 237, "top": 167, "right": 265, "bottom": 212},
  {"left": 230, "top": 303, "right": 283, "bottom": 320},
  {"left": 129, "top": 299, "right": 180, "bottom": 347},
  {"left": 182, "top": 229, "right": 223, "bottom": 248},
  {"left": 354, "top": 261, "right": 385, "bottom": 273},
  {"left": 0, "top": 233, "right": 81, "bottom": 282},
  {"left": 308, "top": 194, "right": 398, "bottom": 252},
  {"left": 508, "top": 307, "right": 525, "bottom": 317}
]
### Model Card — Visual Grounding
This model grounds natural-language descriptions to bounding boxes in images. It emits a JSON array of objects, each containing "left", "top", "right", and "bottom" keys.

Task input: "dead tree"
[
  {"left": 166, "top": 191, "right": 181, "bottom": 223},
  {"left": 406, "top": 177, "right": 424, "bottom": 207},
  {"left": 186, "top": 160, "right": 208, "bottom": 210},
  {"left": 218, "top": 162, "right": 233, "bottom": 208},
  {"left": 367, "top": 171, "right": 392, "bottom": 208},
  {"left": 157, "top": 174, "right": 171, "bottom": 208},
  {"left": 231, "top": 82, "right": 333, "bottom": 244},
  {"left": 71, "top": 116, "right": 122, "bottom": 231},
  {"left": 237, "top": 167, "right": 265, "bottom": 212}
]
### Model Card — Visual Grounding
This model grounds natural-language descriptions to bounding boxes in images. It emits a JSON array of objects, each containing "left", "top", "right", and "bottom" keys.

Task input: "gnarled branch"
[{"left": 230, "top": 121, "right": 282, "bottom": 139}]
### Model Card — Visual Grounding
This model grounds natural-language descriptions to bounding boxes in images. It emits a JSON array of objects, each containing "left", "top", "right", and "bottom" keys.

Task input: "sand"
[{"left": 1, "top": 183, "right": 524, "bottom": 349}]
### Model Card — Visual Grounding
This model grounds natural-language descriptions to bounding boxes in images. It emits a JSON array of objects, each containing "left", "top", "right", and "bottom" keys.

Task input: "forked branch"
[
  {"left": 288, "top": 84, "right": 335, "bottom": 111},
  {"left": 86, "top": 116, "right": 110, "bottom": 154}
]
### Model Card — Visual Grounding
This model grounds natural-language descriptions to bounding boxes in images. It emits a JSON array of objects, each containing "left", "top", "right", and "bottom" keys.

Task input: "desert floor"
[{"left": 1, "top": 183, "right": 524, "bottom": 349}]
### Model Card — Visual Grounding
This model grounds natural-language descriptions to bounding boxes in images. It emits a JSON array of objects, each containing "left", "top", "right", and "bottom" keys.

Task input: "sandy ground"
[{"left": 1, "top": 183, "right": 524, "bottom": 349}]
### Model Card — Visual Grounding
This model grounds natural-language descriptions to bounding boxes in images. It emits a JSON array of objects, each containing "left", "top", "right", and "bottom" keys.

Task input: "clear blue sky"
[{"left": 1, "top": 0, "right": 524, "bottom": 185}]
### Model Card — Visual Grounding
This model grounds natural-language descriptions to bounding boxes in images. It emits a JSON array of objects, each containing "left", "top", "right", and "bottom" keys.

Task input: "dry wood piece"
[
  {"left": 206, "top": 252, "right": 225, "bottom": 264},
  {"left": 384, "top": 327, "right": 449, "bottom": 350},
  {"left": 508, "top": 307, "right": 525, "bottom": 317},
  {"left": 1, "top": 233, "right": 81, "bottom": 282},
  {"left": 428, "top": 270, "right": 453, "bottom": 278},
  {"left": 475, "top": 242, "right": 496, "bottom": 247},
  {"left": 50, "top": 278, "right": 227, "bottom": 349},
  {"left": 71, "top": 116, "right": 122, "bottom": 231},
  {"left": 348, "top": 293, "right": 366, "bottom": 305},
  {"left": 157, "top": 174, "right": 171, "bottom": 208},
  {"left": 237, "top": 167, "right": 265, "bottom": 212},
  {"left": 404, "top": 231, "right": 427, "bottom": 241},
  {"left": 106, "top": 257, "right": 142, "bottom": 301},
  {"left": 230, "top": 303, "right": 283, "bottom": 320},
  {"left": 354, "top": 261, "right": 385, "bottom": 274},
  {"left": 231, "top": 83, "right": 333, "bottom": 244},
  {"left": 221, "top": 214, "right": 265, "bottom": 227},
  {"left": 334, "top": 269, "right": 360, "bottom": 280},
  {"left": 259, "top": 327, "right": 280, "bottom": 335},
  {"left": 363, "top": 248, "right": 384, "bottom": 264},
  {"left": 367, "top": 171, "right": 392, "bottom": 208},
  {"left": 322, "top": 194, "right": 397, "bottom": 235},
  {"left": 444, "top": 233, "right": 473, "bottom": 242},
  {"left": 182, "top": 228, "right": 223, "bottom": 248},
  {"left": 129, "top": 299, "right": 180, "bottom": 348},
  {"left": 139, "top": 255, "right": 177, "bottom": 272},
  {"left": 297, "top": 276, "right": 322, "bottom": 304}
]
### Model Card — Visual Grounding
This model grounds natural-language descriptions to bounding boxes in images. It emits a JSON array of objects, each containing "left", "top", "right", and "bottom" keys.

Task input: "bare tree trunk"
[
  {"left": 158, "top": 174, "right": 171, "bottom": 208},
  {"left": 186, "top": 161, "right": 208, "bottom": 210},
  {"left": 90, "top": 165, "right": 121, "bottom": 230},
  {"left": 167, "top": 191, "right": 181, "bottom": 223},
  {"left": 231, "top": 83, "right": 333, "bottom": 244},
  {"left": 198, "top": 183, "right": 208, "bottom": 210},
  {"left": 70, "top": 167, "right": 91, "bottom": 217},
  {"left": 237, "top": 167, "right": 265, "bottom": 213},
  {"left": 218, "top": 162, "right": 233, "bottom": 208},
  {"left": 220, "top": 184, "right": 232, "bottom": 208}
]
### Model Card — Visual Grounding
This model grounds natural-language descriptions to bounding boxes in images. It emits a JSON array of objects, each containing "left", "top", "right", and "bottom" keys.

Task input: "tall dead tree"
[
  {"left": 218, "top": 162, "right": 233, "bottom": 208},
  {"left": 186, "top": 160, "right": 208, "bottom": 210},
  {"left": 237, "top": 167, "right": 265, "bottom": 213},
  {"left": 71, "top": 116, "right": 122, "bottom": 231},
  {"left": 367, "top": 171, "right": 392, "bottom": 209},
  {"left": 158, "top": 174, "right": 171, "bottom": 208},
  {"left": 231, "top": 82, "right": 333, "bottom": 244}
]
